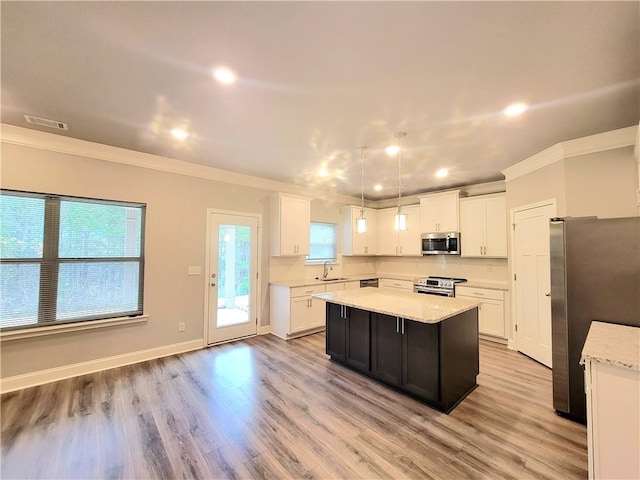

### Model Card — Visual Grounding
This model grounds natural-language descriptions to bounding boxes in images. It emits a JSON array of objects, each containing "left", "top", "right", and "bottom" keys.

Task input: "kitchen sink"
[{"left": 318, "top": 277, "right": 349, "bottom": 282}]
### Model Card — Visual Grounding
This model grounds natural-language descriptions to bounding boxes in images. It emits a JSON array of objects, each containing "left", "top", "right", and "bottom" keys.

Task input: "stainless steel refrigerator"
[{"left": 550, "top": 216, "right": 640, "bottom": 424}]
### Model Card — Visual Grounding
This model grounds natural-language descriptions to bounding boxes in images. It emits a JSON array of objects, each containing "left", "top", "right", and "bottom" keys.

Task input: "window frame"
[
  {"left": 306, "top": 221, "right": 338, "bottom": 265},
  {"left": 0, "top": 189, "right": 146, "bottom": 331}
]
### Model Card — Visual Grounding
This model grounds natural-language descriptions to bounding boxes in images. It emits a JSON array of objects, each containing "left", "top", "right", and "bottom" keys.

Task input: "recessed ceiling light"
[
  {"left": 503, "top": 102, "right": 528, "bottom": 117},
  {"left": 374, "top": 184, "right": 383, "bottom": 191},
  {"left": 171, "top": 128, "right": 189, "bottom": 140},
  {"left": 318, "top": 168, "right": 328, "bottom": 177},
  {"left": 212, "top": 66, "right": 237, "bottom": 84},
  {"left": 385, "top": 145, "right": 400, "bottom": 156},
  {"left": 435, "top": 168, "right": 448, "bottom": 178}
]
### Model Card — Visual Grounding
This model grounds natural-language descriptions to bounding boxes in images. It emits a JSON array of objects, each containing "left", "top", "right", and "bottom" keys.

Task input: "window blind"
[{"left": 0, "top": 190, "right": 145, "bottom": 330}]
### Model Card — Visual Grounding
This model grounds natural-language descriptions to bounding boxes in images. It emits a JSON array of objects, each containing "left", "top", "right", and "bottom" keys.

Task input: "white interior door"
[
  {"left": 207, "top": 212, "right": 258, "bottom": 345},
  {"left": 513, "top": 203, "right": 555, "bottom": 367}
]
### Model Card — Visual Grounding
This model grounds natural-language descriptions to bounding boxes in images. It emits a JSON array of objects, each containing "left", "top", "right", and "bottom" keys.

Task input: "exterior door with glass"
[{"left": 207, "top": 212, "right": 258, "bottom": 345}]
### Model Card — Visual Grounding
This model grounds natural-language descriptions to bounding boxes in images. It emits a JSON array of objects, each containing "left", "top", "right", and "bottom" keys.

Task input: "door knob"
[
  {"left": 211, "top": 283, "right": 217, "bottom": 287},
  {"left": 211, "top": 273, "right": 217, "bottom": 278},
  {"left": 545, "top": 292, "right": 551, "bottom": 297}
]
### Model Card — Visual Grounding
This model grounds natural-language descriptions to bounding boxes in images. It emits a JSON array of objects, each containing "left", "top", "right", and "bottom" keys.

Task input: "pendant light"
[
  {"left": 394, "top": 132, "right": 407, "bottom": 231},
  {"left": 356, "top": 146, "right": 368, "bottom": 234}
]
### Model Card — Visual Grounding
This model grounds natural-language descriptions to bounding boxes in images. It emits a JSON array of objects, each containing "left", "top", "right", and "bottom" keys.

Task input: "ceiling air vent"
[{"left": 24, "top": 115, "right": 68, "bottom": 131}]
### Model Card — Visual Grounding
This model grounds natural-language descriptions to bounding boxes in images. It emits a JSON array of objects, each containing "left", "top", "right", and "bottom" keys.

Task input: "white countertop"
[
  {"left": 270, "top": 275, "right": 509, "bottom": 290},
  {"left": 581, "top": 321, "right": 640, "bottom": 371},
  {"left": 313, "top": 287, "right": 480, "bottom": 324},
  {"left": 270, "top": 274, "right": 380, "bottom": 288},
  {"left": 460, "top": 280, "right": 509, "bottom": 291}
]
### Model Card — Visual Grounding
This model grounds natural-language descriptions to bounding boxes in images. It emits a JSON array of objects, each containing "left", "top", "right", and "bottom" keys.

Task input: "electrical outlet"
[{"left": 178, "top": 322, "right": 186, "bottom": 332}]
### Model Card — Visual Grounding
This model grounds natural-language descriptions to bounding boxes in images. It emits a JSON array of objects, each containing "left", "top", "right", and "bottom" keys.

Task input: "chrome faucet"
[{"left": 322, "top": 261, "right": 332, "bottom": 279}]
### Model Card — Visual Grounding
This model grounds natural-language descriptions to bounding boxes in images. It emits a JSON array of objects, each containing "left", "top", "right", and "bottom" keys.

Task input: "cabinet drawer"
[
  {"left": 456, "top": 286, "right": 504, "bottom": 301},
  {"left": 381, "top": 279, "right": 413, "bottom": 290},
  {"left": 290, "top": 285, "right": 325, "bottom": 298},
  {"left": 324, "top": 283, "right": 345, "bottom": 293}
]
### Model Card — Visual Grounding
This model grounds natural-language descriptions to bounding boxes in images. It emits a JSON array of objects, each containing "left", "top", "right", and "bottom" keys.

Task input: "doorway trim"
[
  {"left": 203, "top": 208, "right": 262, "bottom": 347},
  {"left": 508, "top": 198, "right": 557, "bottom": 352}
]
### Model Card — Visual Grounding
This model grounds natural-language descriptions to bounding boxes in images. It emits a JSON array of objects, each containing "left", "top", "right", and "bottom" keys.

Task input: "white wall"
[
  {"left": 1, "top": 142, "right": 276, "bottom": 377},
  {"left": 565, "top": 146, "right": 639, "bottom": 218}
]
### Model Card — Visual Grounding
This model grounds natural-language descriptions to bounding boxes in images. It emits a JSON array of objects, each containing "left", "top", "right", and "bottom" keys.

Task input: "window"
[
  {"left": 306, "top": 222, "right": 337, "bottom": 263},
  {"left": 0, "top": 189, "right": 145, "bottom": 330}
]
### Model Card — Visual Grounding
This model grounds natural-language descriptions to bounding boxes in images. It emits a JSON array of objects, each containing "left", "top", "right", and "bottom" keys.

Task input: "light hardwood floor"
[{"left": 1, "top": 333, "right": 587, "bottom": 479}]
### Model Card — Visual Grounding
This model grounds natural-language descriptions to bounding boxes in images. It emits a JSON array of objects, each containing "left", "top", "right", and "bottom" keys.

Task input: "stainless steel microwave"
[{"left": 421, "top": 232, "right": 461, "bottom": 255}]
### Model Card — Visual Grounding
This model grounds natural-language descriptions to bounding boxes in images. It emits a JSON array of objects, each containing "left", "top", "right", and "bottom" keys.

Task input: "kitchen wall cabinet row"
[
  {"left": 272, "top": 191, "right": 507, "bottom": 259},
  {"left": 270, "top": 281, "right": 360, "bottom": 339}
]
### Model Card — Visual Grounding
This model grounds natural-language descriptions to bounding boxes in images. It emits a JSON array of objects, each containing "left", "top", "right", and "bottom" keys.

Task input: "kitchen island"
[{"left": 313, "top": 288, "right": 481, "bottom": 413}]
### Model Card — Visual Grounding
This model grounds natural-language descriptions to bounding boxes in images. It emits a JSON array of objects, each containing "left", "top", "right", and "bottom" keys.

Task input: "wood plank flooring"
[{"left": 1, "top": 333, "right": 587, "bottom": 479}]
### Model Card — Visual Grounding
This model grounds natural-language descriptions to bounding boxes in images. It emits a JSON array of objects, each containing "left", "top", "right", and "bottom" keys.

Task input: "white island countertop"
[
  {"left": 581, "top": 321, "right": 640, "bottom": 371},
  {"left": 313, "top": 287, "right": 480, "bottom": 325}
]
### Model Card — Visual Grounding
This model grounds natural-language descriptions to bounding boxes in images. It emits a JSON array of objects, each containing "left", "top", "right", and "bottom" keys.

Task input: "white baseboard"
[
  {"left": 258, "top": 325, "right": 271, "bottom": 335},
  {"left": 0, "top": 339, "right": 203, "bottom": 394}
]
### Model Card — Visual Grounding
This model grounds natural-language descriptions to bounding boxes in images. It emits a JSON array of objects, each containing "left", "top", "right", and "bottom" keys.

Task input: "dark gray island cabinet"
[{"left": 318, "top": 288, "right": 480, "bottom": 413}]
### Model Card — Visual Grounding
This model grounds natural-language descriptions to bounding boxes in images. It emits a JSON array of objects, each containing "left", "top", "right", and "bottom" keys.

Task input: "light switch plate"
[{"left": 188, "top": 266, "right": 202, "bottom": 276}]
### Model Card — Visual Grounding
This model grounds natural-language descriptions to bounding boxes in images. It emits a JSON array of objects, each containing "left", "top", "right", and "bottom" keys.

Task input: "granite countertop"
[
  {"left": 270, "top": 274, "right": 380, "bottom": 288},
  {"left": 580, "top": 321, "right": 640, "bottom": 371},
  {"left": 270, "top": 273, "right": 418, "bottom": 288},
  {"left": 459, "top": 280, "right": 509, "bottom": 291},
  {"left": 313, "top": 287, "right": 480, "bottom": 324}
]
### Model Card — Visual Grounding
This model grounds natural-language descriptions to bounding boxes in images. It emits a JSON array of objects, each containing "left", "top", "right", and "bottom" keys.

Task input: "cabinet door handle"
[
  {"left": 401, "top": 318, "right": 405, "bottom": 334},
  {"left": 396, "top": 316, "right": 400, "bottom": 333}
]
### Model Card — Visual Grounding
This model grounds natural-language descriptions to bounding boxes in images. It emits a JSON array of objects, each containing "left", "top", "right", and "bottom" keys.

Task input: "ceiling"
[{"left": 2, "top": 2, "right": 638, "bottom": 200}]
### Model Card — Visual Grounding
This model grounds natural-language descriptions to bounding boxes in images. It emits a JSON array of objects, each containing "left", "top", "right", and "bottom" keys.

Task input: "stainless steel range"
[{"left": 413, "top": 276, "right": 467, "bottom": 297}]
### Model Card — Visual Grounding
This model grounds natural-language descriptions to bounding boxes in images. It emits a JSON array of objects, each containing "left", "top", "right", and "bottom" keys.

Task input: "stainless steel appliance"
[
  {"left": 414, "top": 276, "right": 467, "bottom": 297},
  {"left": 421, "top": 232, "right": 461, "bottom": 255},
  {"left": 550, "top": 216, "right": 640, "bottom": 424},
  {"left": 360, "top": 278, "right": 379, "bottom": 288}
]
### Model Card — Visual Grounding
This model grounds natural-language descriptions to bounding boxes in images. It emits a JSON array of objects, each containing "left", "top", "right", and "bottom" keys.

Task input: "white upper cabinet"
[
  {"left": 341, "top": 206, "right": 378, "bottom": 255},
  {"left": 376, "top": 208, "right": 397, "bottom": 255},
  {"left": 376, "top": 204, "right": 421, "bottom": 256},
  {"left": 419, "top": 190, "right": 460, "bottom": 233},
  {"left": 459, "top": 193, "right": 507, "bottom": 258},
  {"left": 271, "top": 193, "right": 311, "bottom": 256}
]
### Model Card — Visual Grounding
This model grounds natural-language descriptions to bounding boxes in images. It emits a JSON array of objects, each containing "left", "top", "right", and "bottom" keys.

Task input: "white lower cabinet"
[
  {"left": 270, "top": 282, "right": 360, "bottom": 339},
  {"left": 343, "top": 281, "right": 361, "bottom": 290},
  {"left": 379, "top": 278, "right": 414, "bottom": 291},
  {"left": 456, "top": 286, "right": 505, "bottom": 340},
  {"left": 585, "top": 359, "right": 640, "bottom": 480}
]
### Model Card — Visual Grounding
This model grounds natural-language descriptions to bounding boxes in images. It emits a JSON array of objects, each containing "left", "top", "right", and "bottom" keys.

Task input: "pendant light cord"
[
  {"left": 359, "top": 146, "right": 367, "bottom": 215},
  {"left": 395, "top": 132, "right": 406, "bottom": 213}
]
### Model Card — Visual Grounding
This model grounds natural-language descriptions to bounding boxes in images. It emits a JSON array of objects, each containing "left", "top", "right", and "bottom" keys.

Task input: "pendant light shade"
[
  {"left": 357, "top": 146, "right": 368, "bottom": 234},
  {"left": 394, "top": 132, "right": 408, "bottom": 231}
]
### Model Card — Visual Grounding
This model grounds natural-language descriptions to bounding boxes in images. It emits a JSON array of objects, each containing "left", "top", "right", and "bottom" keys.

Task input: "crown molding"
[
  {"left": 0, "top": 124, "right": 361, "bottom": 205},
  {"left": 502, "top": 125, "right": 638, "bottom": 182}
]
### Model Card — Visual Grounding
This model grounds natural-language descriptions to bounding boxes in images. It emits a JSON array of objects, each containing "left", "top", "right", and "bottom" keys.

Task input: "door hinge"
[
  {"left": 515, "top": 324, "right": 518, "bottom": 332},
  {"left": 513, "top": 273, "right": 517, "bottom": 281},
  {"left": 512, "top": 223, "right": 516, "bottom": 231}
]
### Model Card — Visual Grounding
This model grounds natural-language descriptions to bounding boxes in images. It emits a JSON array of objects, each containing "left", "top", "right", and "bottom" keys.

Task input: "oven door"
[{"left": 413, "top": 286, "right": 454, "bottom": 297}]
